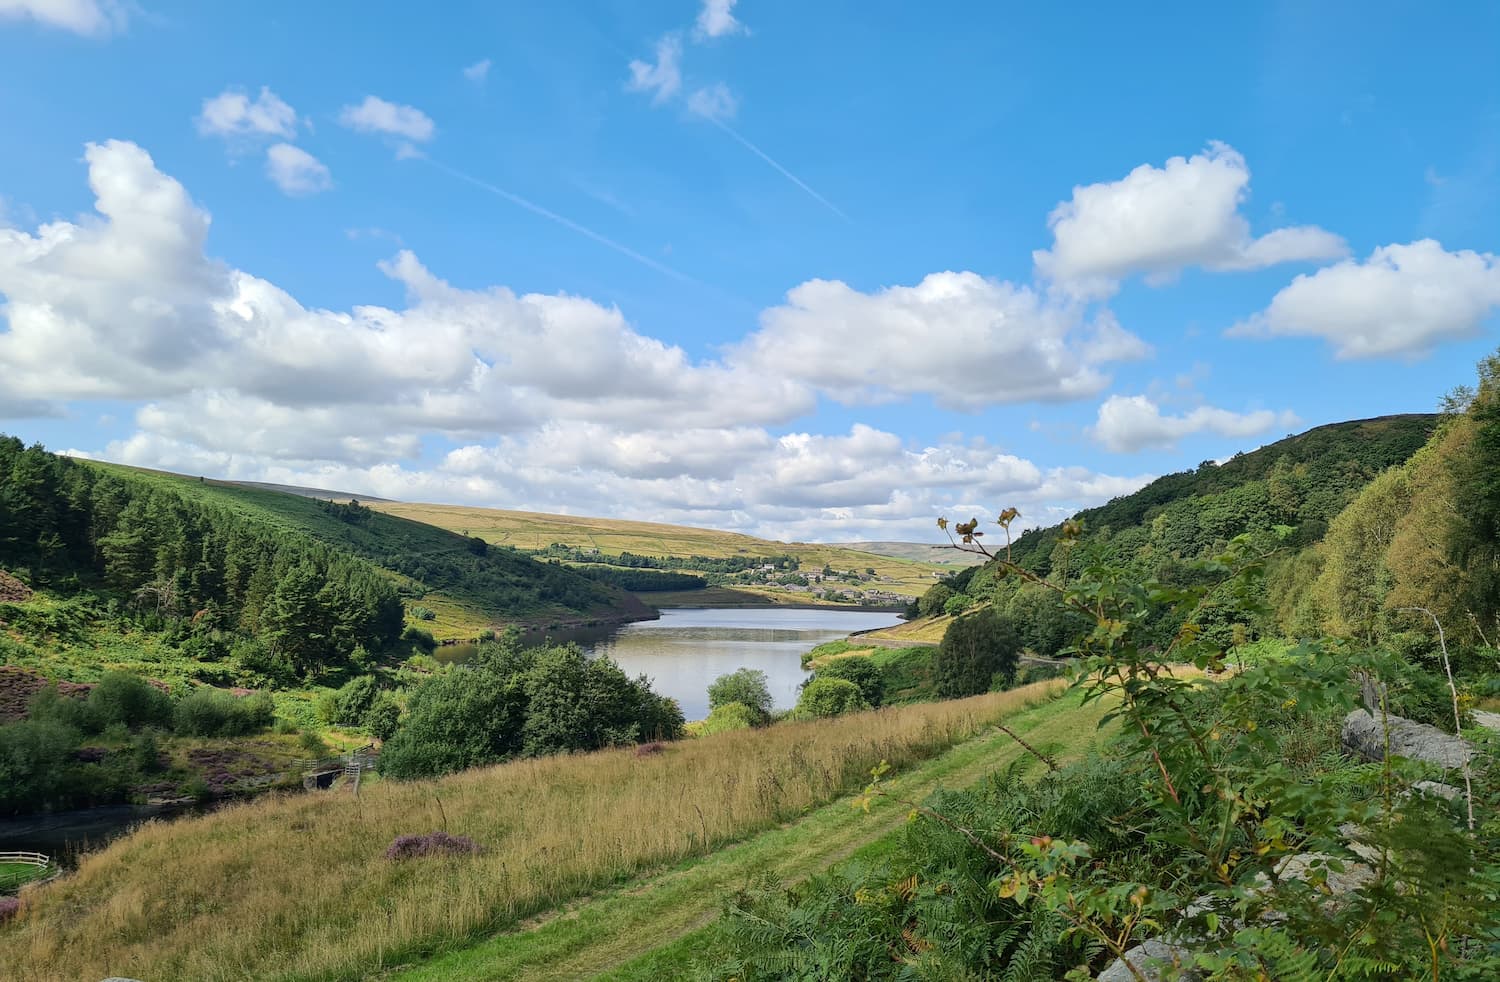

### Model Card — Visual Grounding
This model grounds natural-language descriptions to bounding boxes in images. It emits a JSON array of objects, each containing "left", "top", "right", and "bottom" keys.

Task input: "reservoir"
[{"left": 589, "top": 607, "right": 904, "bottom": 720}]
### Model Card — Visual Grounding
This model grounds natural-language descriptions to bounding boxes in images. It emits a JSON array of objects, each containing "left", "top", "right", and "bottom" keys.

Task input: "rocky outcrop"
[
  {"left": 1099, "top": 939, "right": 1200, "bottom": 982},
  {"left": 1341, "top": 709, "right": 1474, "bottom": 769}
]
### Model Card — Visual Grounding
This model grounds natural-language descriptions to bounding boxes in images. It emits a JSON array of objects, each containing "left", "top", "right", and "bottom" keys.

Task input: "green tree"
[
  {"left": 794, "top": 677, "right": 870, "bottom": 718},
  {"left": 707, "top": 668, "right": 774, "bottom": 726},
  {"left": 934, "top": 608, "right": 1020, "bottom": 698},
  {"left": 917, "top": 583, "right": 955, "bottom": 618},
  {"left": 810, "top": 658, "right": 884, "bottom": 707}
]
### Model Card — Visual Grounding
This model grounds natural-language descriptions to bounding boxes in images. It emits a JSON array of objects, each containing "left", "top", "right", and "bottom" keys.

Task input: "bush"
[
  {"left": 87, "top": 672, "right": 173, "bottom": 732},
  {"left": 0, "top": 719, "right": 78, "bottom": 815},
  {"left": 0, "top": 896, "right": 19, "bottom": 923},
  {"left": 707, "top": 668, "right": 774, "bottom": 726},
  {"left": 384, "top": 831, "right": 481, "bottom": 860},
  {"left": 697, "top": 701, "right": 757, "bottom": 735},
  {"left": 402, "top": 625, "right": 437, "bottom": 652},
  {"left": 934, "top": 608, "right": 1020, "bottom": 698},
  {"left": 172, "top": 688, "right": 275, "bottom": 737},
  {"left": 794, "top": 677, "right": 870, "bottom": 719},
  {"left": 409, "top": 606, "right": 436, "bottom": 621},
  {"left": 364, "top": 692, "right": 403, "bottom": 741},
  {"left": 810, "top": 658, "right": 885, "bottom": 707},
  {"left": 917, "top": 583, "right": 955, "bottom": 618},
  {"left": 942, "top": 593, "right": 975, "bottom": 617}
]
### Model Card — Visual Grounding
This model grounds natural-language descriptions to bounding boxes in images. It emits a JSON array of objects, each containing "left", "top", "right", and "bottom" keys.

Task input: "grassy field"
[
  {"left": 858, "top": 611, "right": 956, "bottom": 644},
  {"left": 390, "top": 691, "right": 1108, "bottom": 981},
  {"left": 0, "top": 681, "right": 1066, "bottom": 982},
  {"left": 0, "top": 862, "right": 50, "bottom": 893},
  {"left": 370, "top": 502, "right": 949, "bottom": 598}
]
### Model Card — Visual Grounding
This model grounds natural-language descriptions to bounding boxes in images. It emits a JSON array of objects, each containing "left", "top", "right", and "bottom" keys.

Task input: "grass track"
[{"left": 389, "top": 692, "right": 1108, "bottom": 981}]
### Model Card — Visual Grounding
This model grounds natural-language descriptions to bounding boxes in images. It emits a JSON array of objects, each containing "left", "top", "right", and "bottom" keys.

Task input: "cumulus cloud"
[
  {"left": 463, "top": 58, "right": 491, "bottom": 83},
  {"left": 695, "top": 0, "right": 746, "bottom": 39},
  {"left": 1091, "top": 394, "right": 1298, "bottom": 453},
  {"left": 2, "top": 139, "right": 1157, "bottom": 540},
  {"left": 0, "top": 0, "right": 124, "bottom": 35},
  {"left": 686, "top": 83, "right": 737, "bottom": 122},
  {"left": 264, "top": 144, "right": 331, "bottom": 196},
  {"left": 1034, "top": 142, "right": 1347, "bottom": 297},
  {"left": 736, "top": 271, "right": 1150, "bottom": 410},
  {"left": 338, "top": 96, "right": 436, "bottom": 142},
  {"left": 626, "top": 35, "right": 682, "bottom": 104},
  {"left": 196, "top": 87, "right": 299, "bottom": 141},
  {"left": 1228, "top": 239, "right": 1500, "bottom": 358}
]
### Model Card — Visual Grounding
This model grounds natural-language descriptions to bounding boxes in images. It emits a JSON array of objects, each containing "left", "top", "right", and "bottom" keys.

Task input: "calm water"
[{"left": 589, "top": 607, "right": 901, "bottom": 720}]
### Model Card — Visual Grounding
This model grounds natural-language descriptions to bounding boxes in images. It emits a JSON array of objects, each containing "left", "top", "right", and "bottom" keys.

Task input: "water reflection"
[{"left": 590, "top": 608, "right": 900, "bottom": 720}]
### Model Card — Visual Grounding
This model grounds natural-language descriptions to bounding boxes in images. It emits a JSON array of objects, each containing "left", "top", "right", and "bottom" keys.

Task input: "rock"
[
  {"left": 1099, "top": 939, "right": 1201, "bottom": 981},
  {"left": 1275, "top": 852, "right": 1376, "bottom": 894},
  {"left": 1470, "top": 710, "right": 1500, "bottom": 732},
  {"left": 1412, "top": 780, "right": 1463, "bottom": 801},
  {"left": 1341, "top": 709, "right": 1474, "bottom": 769}
]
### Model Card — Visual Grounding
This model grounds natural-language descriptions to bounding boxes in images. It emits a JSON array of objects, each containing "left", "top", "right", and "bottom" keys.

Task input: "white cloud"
[
  {"left": 264, "top": 144, "right": 332, "bottom": 196},
  {"left": 1034, "top": 142, "right": 1347, "bottom": 298},
  {"left": 337, "top": 96, "right": 436, "bottom": 142},
  {"left": 463, "top": 58, "right": 491, "bottom": 83},
  {"left": 196, "top": 87, "right": 299, "bottom": 141},
  {"left": 686, "top": 83, "right": 737, "bottom": 122},
  {"left": 2, "top": 139, "right": 1162, "bottom": 541},
  {"left": 626, "top": 34, "right": 682, "bottom": 105},
  {"left": 1228, "top": 239, "right": 1500, "bottom": 358},
  {"left": 0, "top": 0, "right": 123, "bottom": 35},
  {"left": 1091, "top": 394, "right": 1298, "bottom": 453},
  {"left": 736, "top": 271, "right": 1150, "bottom": 410},
  {"left": 694, "top": 0, "right": 745, "bottom": 39}
]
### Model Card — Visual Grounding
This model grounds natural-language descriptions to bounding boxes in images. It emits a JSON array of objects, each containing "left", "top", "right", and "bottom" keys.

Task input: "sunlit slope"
[
  {"left": 370, "top": 502, "right": 950, "bottom": 597},
  {"left": 86, "top": 463, "right": 646, "bottom": 636}
]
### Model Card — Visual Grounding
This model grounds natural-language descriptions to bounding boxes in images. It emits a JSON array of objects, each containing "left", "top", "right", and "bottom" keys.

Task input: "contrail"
[
  {"left": 706, "top": 117, "right": 850, "bottom": 222},
  {"left": 420, "top": 157, "right": 701, "bottom": 285}
]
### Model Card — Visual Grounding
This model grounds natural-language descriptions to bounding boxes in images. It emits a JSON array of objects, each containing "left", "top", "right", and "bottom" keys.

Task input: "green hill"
[
  {"left": 921, "top": 414, "right": 1439, "bottom": 655},
  {"left": 0, "top": 438, "right": 647, "bottom": 687}
]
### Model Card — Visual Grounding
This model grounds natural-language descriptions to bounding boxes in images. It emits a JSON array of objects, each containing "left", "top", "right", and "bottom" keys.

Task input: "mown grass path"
[{"left": 390, "top": 693, "right": 1108, "bottom": 982}]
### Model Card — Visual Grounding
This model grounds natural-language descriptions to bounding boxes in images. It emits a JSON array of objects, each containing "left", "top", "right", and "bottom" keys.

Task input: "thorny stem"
[{"left": 995, "top": 722, "right": 1058, "bottom": 772}]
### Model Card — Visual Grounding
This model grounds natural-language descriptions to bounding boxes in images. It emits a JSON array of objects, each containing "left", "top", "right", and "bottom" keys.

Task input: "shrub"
[
  {"left": 934, "top": 608, "right": 1020, "bottom": 698},
  {"left": 917, "top": 583, "right": 955, "bottom": 618},
  {"left": 172, "top": 689, "right": 275, "bottom": 737},
  {"left": 0, "top": 896, "right": 19, "bottom": 923},
  {"left": 0, "top": 719, "right": 78, "bottom": 815},
  {"left": 384, "top": 831, "right": 481, "bottom": 860},
  {"left": 697, "top": 701, "right": 757, "bottom": 735},
  {"left": 943, "top": 593, "right": 975, "bottom": 616},
  {"left": 364, "top": 692, "right": 402, "bottom": 741},
  {"left": 794, "top": 677, "right": 870, "bottom": 719},
  {"left": 87, "top": 672, "right": 173, "bottom": 732},
  {"left": 409, "top": 606, "right": 436, "bottom": 622},
  {"left": 402, "top": 625, "right": 437, "bottom": 652},
  {"left": 810, "top": 658, "right": 885, "bottom": 707},
  {"left": 635, "top": 741, "right": 665, "bottom": 757},
  {"left": 707, "top": 668, "right": 773, "bottom": 726}
]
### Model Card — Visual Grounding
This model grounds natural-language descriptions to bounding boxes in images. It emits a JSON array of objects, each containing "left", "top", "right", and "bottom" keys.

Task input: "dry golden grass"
[
  {"left": 370, "top": 501, "right": 948, "bottom": 597},
  {"left": 860, "top": 612, "right": 956, "bottom": 644},
  {"left": 0, "top": 681, "right": 1064, "bottom": 982}
]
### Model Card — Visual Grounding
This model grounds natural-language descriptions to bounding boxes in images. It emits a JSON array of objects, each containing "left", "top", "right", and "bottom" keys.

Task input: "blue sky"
[{"left": 1, "top": 0, "right": 1498, "bottom": 541}]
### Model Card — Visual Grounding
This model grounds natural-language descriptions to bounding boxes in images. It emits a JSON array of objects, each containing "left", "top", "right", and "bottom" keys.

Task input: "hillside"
[
  {"left": 369, "top": 502, "right": 949, "bottom": 600},
  {"left": 88, "top": 463, "right": 648, "bottom": 635},
  {"left": 840, "top": 540, "right": 987, "bottom": 566},
  {"left": 895, "top": 414, "right": 1440, "bottom": 658},
  {"left": 1007, "top": 413, "right": 1437, "bottom": 573}
]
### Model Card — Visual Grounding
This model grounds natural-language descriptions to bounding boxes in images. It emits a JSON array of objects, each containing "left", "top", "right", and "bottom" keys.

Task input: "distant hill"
[
  {"left": 368, "top": 502, "right": 949, "bottom": 598},
  {"left": 840, "top": 541, "right": 986, "bottom": 566},
  {"left": 229, "top": 480, "right": 394, "bottom": 503}
]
